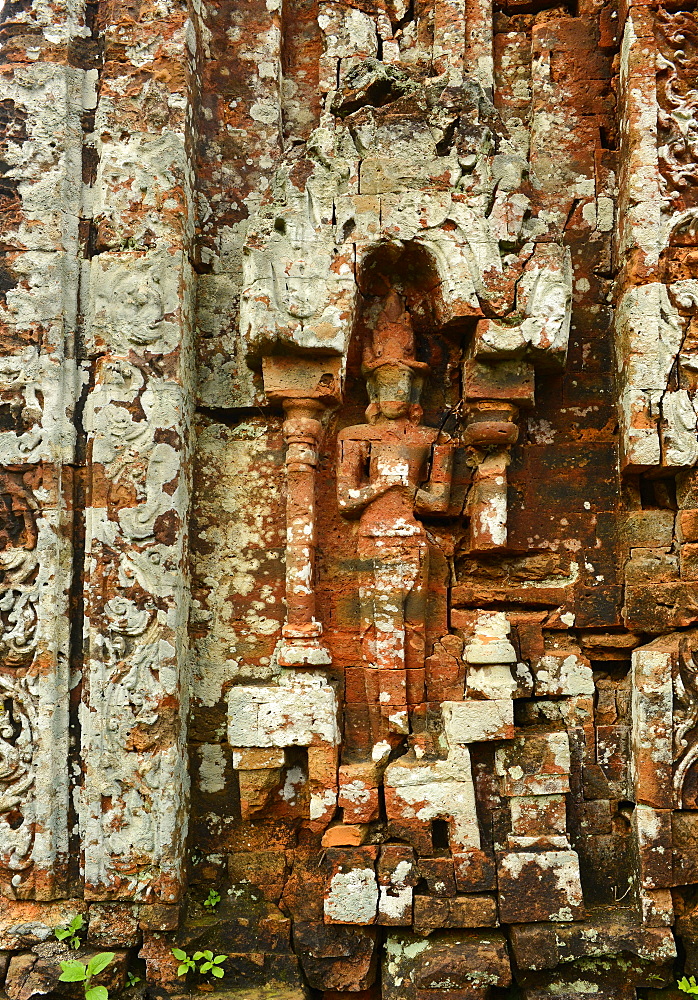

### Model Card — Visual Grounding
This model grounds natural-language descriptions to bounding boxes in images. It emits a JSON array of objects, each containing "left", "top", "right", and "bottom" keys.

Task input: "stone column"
[
  {"left": 464, "top": 402, "right": 519, "bottom": 552},
  {"left": 80, "top": 0, "right": 197, "bottom": 906},
  {"left": 630, "top": 637, "right": 676, "bottom": 926},
  {"left": 0, "top": 0, "right": 87, "bottom": 898},
  {"left": 280, "top": 398, "right": 329, "bottom": 666},
  {"left": 465, "top": 0, "right": 494, "bottom": 96},
  {"left": 262, "top": 356, "right": 341, "bottom": 668}
]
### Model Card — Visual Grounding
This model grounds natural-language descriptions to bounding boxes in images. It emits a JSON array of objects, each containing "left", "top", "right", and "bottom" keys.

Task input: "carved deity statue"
[{"left": 337, "top": 292, "right": 454, "bottom": 747}]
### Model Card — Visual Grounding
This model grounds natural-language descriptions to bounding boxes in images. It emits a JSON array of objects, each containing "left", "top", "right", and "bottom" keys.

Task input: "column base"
[{"left": 276, "top": 636, "right": 332, "bottom": 667}]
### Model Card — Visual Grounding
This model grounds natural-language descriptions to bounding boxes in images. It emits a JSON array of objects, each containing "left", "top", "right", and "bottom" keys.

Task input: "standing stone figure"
[{"left": 337, "top": 292, "right": 454, "bottom": 746}]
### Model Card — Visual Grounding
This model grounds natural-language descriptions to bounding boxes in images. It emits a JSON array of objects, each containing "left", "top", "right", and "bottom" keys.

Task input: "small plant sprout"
[
  {"left": 59, "top": 952, "right": 114, "bottom": 1000},
  {"left": 171, "top": 948, "right": 226, "bottom": 980},
  {"left": 203, "top": 890, "right": 221, "bottom": 911},
  {"left": 126, "top": 973, "right": 141, "bottom": 988},
  {"left": 196, "top": 952, "right": 226, "bottom": 979},
  {"left": 172, "top": 949, "right": 196, "bottom": 976},
  {"left": 679, "top": 977, "right": 698, "bottom": 994},
  {"left": 55, "top": 914, "right": 85, "bottom": 950}
]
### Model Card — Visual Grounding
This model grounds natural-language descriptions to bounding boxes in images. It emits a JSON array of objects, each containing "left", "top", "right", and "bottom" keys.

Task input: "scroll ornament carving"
[
  {"left": 102, "top": 597, "right": 161, "bottom": 750},
  {"left": 0, "top": 674, "right": 36, "bottom": 895},
  {"left": 85, "top": 587, "right": 185, "bottom": 891},
  {"left": 673, "top": 636, "right": 698, "bottom": 806},
  {"left": 0, "top": 474, "right": 42, "bottom": 895},
  {"left": 0, "top": 476, "right": 39, "bottom": 670},
  {"left": 656, "top": 11, "right": 698, "bottom": 210}
]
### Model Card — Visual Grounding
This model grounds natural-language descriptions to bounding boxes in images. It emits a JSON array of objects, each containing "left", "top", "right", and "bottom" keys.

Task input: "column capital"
[{"left": 262, "top": 355, "right": 342, "bottom": 409}]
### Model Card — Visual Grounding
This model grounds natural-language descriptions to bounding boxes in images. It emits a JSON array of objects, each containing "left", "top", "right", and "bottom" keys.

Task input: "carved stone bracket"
[
  {"left": 262, "top": 356, "right": 342, "bottom": 667},
  {"left": 463, "top": 401, "right": 519, "bottom": 551}
]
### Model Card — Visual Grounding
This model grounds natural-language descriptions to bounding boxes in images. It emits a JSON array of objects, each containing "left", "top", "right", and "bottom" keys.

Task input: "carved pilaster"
[
  {"left": 279, "top": 398, "right": 330, "bottom": 666},
  {"left": 262, "top": 356, "right": 342, "bottom": 667},
  {"left": 463, "top": 402, "right": 519, "bottom": 552},
  {"left": 79, "top": 0, "right": 196, "bottom": 902}
]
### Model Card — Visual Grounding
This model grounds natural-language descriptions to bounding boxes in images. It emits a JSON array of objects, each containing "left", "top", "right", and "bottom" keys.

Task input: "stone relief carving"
[
  {"left": 337, "top": 291, "right": 454, "bottom": 744},
  {"left": 101, "top": 597, "right": 161, "bottom": 749},
  {"left": 673, "top": 635, "right": 698, "bottom": 807},
  {"left": 239, "top": 71, "right": 572, "bottom": 383},
  {"left": 0, "top": 350, "right": 77, "bottom": 466},
  {"left": 13, "top": 0, "right": 698, "bottom": 989},
  {"left": 0, "top": 473, "right": 45, "bottom": 897},
  {"left": 0, "top": 474, "right": 39, "bottom": 669},
  {"left": 0, "top": 673, "right": 36, "bottom": 897},
  {"left": 656, "top": 10, "right": 698, "bottom": 211},
  {"left": 82, "top": 348, "right": 190, "bottom": 902}
]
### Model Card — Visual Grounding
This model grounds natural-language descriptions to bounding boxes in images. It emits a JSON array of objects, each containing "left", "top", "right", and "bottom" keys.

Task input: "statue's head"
[
  {"left": 363, "top": 292, "right": 429, "bottom": 423},
  {"left": 369, "top": 363, "right": 417, "bottom": 420}
]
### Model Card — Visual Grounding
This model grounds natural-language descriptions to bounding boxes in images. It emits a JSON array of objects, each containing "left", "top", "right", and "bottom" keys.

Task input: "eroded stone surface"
[{"left": 5, "top": 0, "right": 698, "bottom": 995}]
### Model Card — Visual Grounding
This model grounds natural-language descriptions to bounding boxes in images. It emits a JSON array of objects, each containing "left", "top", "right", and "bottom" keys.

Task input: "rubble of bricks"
[{"left": 4, "top": 0, "right": 698, "bottom": 995}]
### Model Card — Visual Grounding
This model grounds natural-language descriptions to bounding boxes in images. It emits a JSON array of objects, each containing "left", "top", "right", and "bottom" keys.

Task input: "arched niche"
[{"left": 344, "top": 240, "right": 475, "bottom": 430}]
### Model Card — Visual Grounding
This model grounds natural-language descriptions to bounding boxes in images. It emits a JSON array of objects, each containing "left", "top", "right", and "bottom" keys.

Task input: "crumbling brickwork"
[{"left": 3, "top": 0, "right": 698, "bottom": 995}]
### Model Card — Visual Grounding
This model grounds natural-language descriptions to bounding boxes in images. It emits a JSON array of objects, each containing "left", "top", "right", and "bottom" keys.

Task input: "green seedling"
[
  {"left": 679, "top": 977, "right": 698, "bottom": 994},
  {"left": 203, "top": 890, "right": 221, "bottom": 911},
  {"left": 59, "top": 952, "right": 114, "bottom": 1000},
  {"left": 172, "top": 948, "right": 226, "bottom": 980},
  {"left": 55, "top": 914, "right": 85, "bottom": 950},
  {"left": 196, "top": 951, "right": 226, "bottom": 979},
  {"left": 126, "top": 973, "right": 141, "bottom": 988},
  {"left": 172, "top": 949, "right": 196, "bottom": 977}
]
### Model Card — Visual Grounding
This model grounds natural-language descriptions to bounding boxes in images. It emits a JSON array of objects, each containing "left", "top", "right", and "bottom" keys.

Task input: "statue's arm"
[
  {"left": 337, "top": 438, "right": 370, "bottom": 516},
  {"left": 415, "top": 442, "right": 454, "bottom": 515},
  {"left": 337, "top": 437, "right": 394, "bottom": 516}
]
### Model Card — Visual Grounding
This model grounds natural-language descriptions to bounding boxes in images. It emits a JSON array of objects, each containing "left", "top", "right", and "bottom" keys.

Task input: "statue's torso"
[{"left": 339, "top": 422, "right": 439, "bottom": 538}]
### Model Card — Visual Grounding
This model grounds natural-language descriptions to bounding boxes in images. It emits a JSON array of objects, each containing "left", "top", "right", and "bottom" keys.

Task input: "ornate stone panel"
[
  {"left": 10, "top": 0, "right": 698, "bottom": 996},
  {"left": 77, "top": 0, "right": 196, "bottom": 902}
]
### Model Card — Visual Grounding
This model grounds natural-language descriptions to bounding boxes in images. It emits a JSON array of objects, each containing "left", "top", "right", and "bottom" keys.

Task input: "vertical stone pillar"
[
  {"left": 80, "top": 0, "right": 196, "bottom": 903},
  {"left": 630, "top": 637, "right": 676, "bottom": 925},
  {"left": 0, "top": 0, "right": 88, "bottom": 897},
  {"left": 465, "top": 0, "right": 494, "bottom": 95},
  {"left": 262, "top": 356, "right": 341, "bottom": 668},
  {"left": 280, "top": 399, "right": 329, "bottom": 666},
  {"left": 463, "top": 402, "right": 519, "bottom": 552},
  {"left": 432, "top": 0, "right": 466, "bottom": 82},
  {"left": 614, "top": 8, "right": 663, "bottom": 472}
]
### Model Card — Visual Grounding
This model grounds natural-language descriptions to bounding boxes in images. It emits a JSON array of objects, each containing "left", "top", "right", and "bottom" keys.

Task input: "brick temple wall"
[{"left": 3, "top": 0, "right": 698, "bottom": 996}]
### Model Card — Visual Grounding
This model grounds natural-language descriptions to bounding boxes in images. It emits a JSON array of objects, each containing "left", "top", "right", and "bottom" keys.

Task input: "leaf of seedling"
[
  {"left": 86, "top": 986, "right": 109, "bottom": 1000},
  {"left": 59, "top": 961, "right": 87, "bottom": 983},
  {"left": 171, "top": 949, "right": 188, "bottom": 962},
  {"left": 55, "top": 927, "right": 71, "bottom": 942},
  {"left": 204, "top": 956, "right": 226, "bottom": 979},
  {"left": 87, "top": 953, "right": 114, "bottom": 978},
  {"left": 71, "top": 938, "right": 81, "bottom": 951},
  {"left": 70, "top": 916, "right": 85, "bottom": 933},
  {"left": 126, "top": 973, "right": 141, "bottom": 986},
  {"left": 176, "top": 965, "right": 190, "bottom": 977}
]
